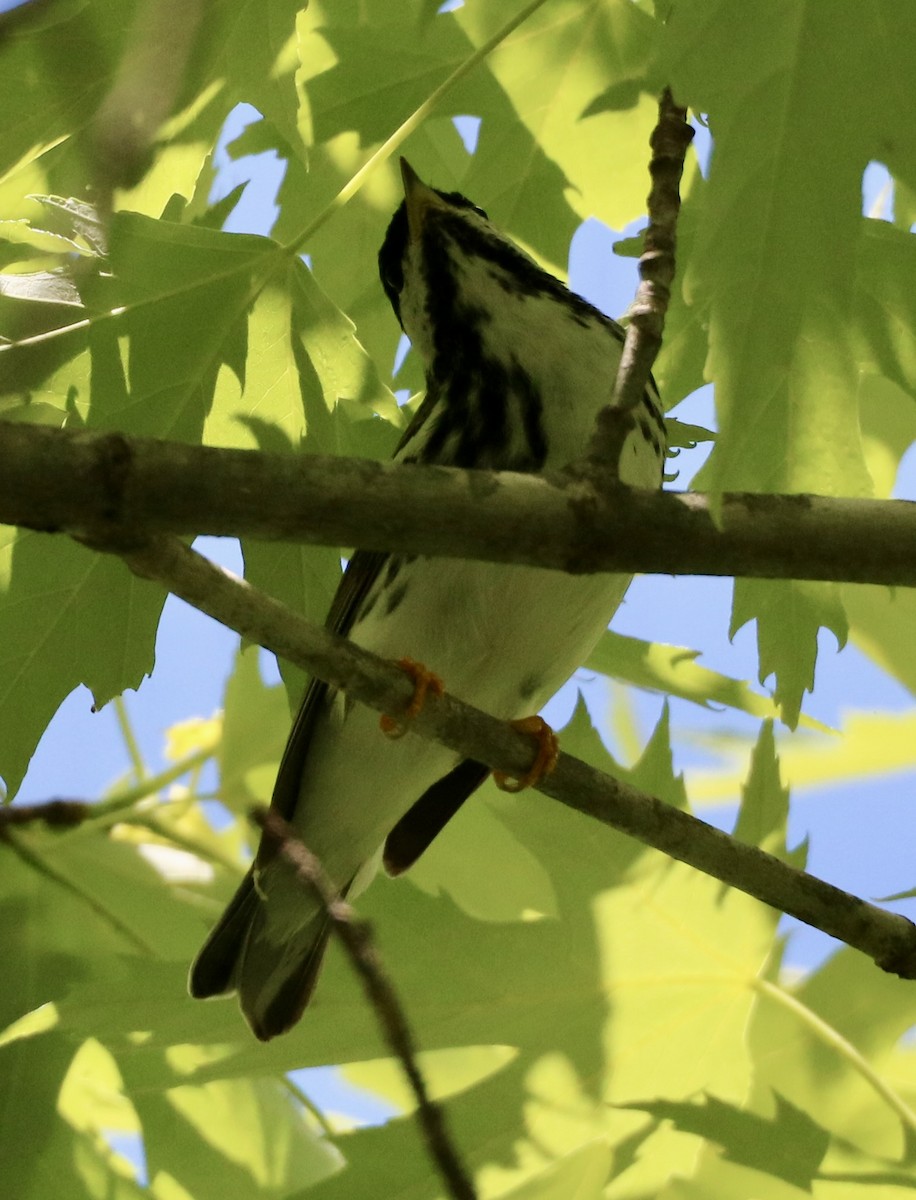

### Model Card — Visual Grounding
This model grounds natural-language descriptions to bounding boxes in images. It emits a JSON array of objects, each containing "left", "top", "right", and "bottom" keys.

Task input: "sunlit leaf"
[
  {"left": 0, "top": 532, "right": 164, "bottom": 797},
  {"left": 585, "top": 630, "right": 780, "bottom": 721}
]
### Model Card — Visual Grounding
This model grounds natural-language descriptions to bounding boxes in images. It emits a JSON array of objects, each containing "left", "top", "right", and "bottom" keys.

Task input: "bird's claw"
[
  {"left": 494, "top": 715, "right": 559, "bottom": 792},
  {"left": 380, "top": 657, "right": 445, "bottom": 739}
]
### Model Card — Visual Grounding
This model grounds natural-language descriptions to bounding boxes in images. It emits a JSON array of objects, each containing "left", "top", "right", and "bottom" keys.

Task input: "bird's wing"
[
  {"left": 191, "top": 549, "right": 392, "bottom": 1008},
  {"left": 391, "top": 384, "right": 440, "bottom": 460},
  {"left": 268, "top": 548, "right": 388, "bottom": 821},
  {"left": 271, "top": 377, "right": 487, "bottom": 854},
  {"left": 269, "top": 377, "right": 442, "bottom": 822},
  {"left": 383, "top": 758, "right": 490, "bottom": 874}
]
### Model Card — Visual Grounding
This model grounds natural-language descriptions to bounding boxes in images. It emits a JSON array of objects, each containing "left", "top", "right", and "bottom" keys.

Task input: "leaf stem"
[
  {"left": 93, "top": 741, "right": 218, "bottom": 819},
  {"left": 127, "top": 810, "right": 245, "bottom": 875},
  {"left": 283, "top": 1074, "right": 337, "bottom": 1139},
  {"left": 282, "top": 0, "right": 553, "bottom": 256},
  {"left": 113, "top": 694, "right": 147, "bottom": 781},
  {"left": 755, "top": 976, "right": 916, "bottom": 1140},
  {"left": 2, "top": 827, "right": 156, "bottom": 954}
]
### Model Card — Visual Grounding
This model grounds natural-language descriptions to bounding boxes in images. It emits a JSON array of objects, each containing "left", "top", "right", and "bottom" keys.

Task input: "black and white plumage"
[{"left": 190, "top": 159, "right": 666, "bottom": 1040}]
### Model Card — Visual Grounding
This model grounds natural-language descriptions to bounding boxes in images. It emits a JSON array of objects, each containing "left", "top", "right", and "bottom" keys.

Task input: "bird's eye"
[{"left": 381, "top": 262, "right": 404, "bottom": 295}]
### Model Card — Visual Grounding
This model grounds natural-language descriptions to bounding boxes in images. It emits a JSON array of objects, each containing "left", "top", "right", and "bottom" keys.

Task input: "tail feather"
[
  {"left": 188, "top": 867, "right": 258, "bottom": 999},
  {"left": 189, "top": 864, "right": 334, "bottom": 1040},
  {"left": 238, "top": 908, "right": 333, "bottom": 1041}
]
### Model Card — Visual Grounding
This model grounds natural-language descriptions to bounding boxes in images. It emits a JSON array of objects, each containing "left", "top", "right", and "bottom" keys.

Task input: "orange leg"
[
  {"left": 380, "top": 657, "right": 445, "bottom": 739},
  {"left": 493, "top": 715, "right": 559, "bottom": 793}
]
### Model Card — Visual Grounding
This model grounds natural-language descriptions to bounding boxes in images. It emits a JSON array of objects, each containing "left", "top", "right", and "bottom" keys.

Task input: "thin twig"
[
  {"left": 0, "top": 741, "right": 218, "bottom": 834},
  {"left": 754, "top": 977, "right": 916, "bottom": 1140},
  {"left": 0, "top": 799, "right": 92, "bottom": 831},
  {"left": 584, "top": 88, "right": 694, "bottom": 475},
  {"left": 253, "top": 808, "right": 477, "bottom": 1200},
  {"left": 95, "top": 532, "right": 916, "bottom": 980},
  {"left": 282, "top": 0, "right": 552, "bottom": 257},
  {"left": 614, "top": 87, "right": 693, "bottom": 415}
]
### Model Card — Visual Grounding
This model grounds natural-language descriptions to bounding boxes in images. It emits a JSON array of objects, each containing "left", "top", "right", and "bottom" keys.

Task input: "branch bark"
[
  {"left": 254, "top": 808, "right": 477, "bottom": 1200},
  {"left": 5, "top": 421, "right": 916, "bottom": 586},
  {"left": 585, "top": 87, "right": 693, "bottom": 473},
  {"left": 95, "top": 531, "right": 916, "bottom": 981}
]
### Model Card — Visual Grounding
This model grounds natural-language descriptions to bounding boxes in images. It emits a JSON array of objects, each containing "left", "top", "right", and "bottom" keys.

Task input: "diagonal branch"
[
  {"left": 254, "top": 808, "right": 477, "bottom": 1200},
  {"left": 90, "top": 530, "right": 916, "bottom": 980}
]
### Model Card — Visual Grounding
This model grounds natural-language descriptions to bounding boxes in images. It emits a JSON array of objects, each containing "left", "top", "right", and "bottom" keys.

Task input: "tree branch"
[
  {"left": 254, "top": 808, "right": 477, "bottom": 1200},
  {"left": 5, "top": 421, "right": 916, "bottom": 586},
  {"left": 585, "top": 87, "right": 693, "bottom": 473},
  {"left": 0, "top": 799, "right": 91, "bottom": 832},
  {"left": 93, "top": 531, "right": 916, "bottom": 980}
]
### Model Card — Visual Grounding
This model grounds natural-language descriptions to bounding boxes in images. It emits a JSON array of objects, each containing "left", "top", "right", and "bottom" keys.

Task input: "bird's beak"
[{"left": 400, "top": 157, "right": 445, "bottom": 242}]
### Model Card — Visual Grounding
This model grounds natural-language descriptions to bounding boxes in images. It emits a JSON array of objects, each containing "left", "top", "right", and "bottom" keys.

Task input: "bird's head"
[
  {"left": 377, "top": 160, "right": 489, "bottom": 358},
  {"left": 378, "top": 159, "right": 564, "bottom": 373}
]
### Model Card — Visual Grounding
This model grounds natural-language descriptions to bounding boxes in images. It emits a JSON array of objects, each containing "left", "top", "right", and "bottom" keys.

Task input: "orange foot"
[
  {"left": 380, "top": 657, "right": 445, "bottom": 739},
  {"left": 493, "top": 715, "right": 559, "bottom": 793}
]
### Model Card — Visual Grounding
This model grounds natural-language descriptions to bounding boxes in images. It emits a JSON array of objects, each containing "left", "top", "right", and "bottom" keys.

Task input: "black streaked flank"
[
  {"left": 384, "top": 557, "right": 403, "bottom": 587},
  {"left": 510, "top": 359, "right": 547, "bottom": 468},
  {"left": 357, "top": 589, "right": 378, "bottom": 623},
  {"left": 637, "top": 411, "right": 664, "bottom": 459},
  {"left": 384, "top": 580, "right": 409, "bottom": 617},
  {"left": 355, "top": 555, "right": 407, "bottom": 623},
  {"left": 416, "top": 217, "right": 549, "bottom": 471}
]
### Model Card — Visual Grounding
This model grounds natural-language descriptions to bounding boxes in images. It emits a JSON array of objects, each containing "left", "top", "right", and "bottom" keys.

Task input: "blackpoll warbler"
[{"left": 190, "top": 160, "right": 666, "bottom": 1039}]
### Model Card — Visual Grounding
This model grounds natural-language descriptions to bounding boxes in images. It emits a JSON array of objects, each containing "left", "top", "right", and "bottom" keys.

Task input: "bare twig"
[
  {"left": 614, "top": 87, "right": 693, "bottom": 415},
  {"left": 0, "top": 799, "right": 91, "bottom": 832},
  {"left": 95, "top": 532, "right": 916, "bottom": 980},
  {"left": 253, "top": 808, "right": 477, "bottom": 1200},
  {"left": 584, "top": 88, "right": 693, "bottom": 475},
  {"left": 0, "top": 742, "right": 217, "bottom": 834},
  {"left": 4, "top": 423, "right": 916, "bottom": 586}
]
